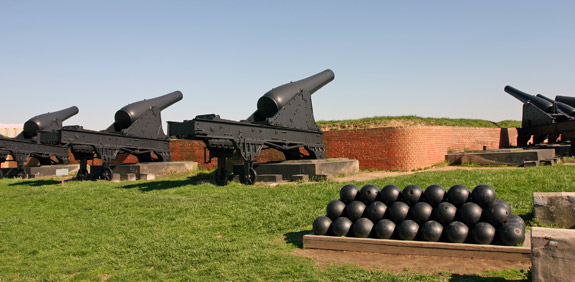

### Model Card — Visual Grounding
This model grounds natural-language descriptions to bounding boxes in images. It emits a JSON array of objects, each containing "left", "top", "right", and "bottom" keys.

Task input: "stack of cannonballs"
[{"left": 313, "top": 184, "right": 526, "bottom": 246}]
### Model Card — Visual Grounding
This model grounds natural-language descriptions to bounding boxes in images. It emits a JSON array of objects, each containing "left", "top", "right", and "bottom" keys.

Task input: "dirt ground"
[{"left": 292, "top": 165, "right": 530, "bottom": 276}]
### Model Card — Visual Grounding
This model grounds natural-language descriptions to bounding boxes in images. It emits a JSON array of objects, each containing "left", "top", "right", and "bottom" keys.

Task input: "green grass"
[
  {"left": 317, "top": 115, "right": 521, "bottom": 129},
  {"left": 3, "top": 165, "right": 573, "bottom": 281}
]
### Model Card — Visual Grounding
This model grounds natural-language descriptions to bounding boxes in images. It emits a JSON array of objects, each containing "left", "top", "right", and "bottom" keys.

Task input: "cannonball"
[
  {"left": 421, "top": 220, "right": 443, "bottom": 242},
  {"left": 380, "top": 184, "right": 401, "bottom": 205},
  {"left": 359, "top": 184, "right": 380, "bottom": 204},
  {"left": 434, "top": 202, "right": 457, "bottom": 225},
  {"left": 503, "top": 214, "right": 526, "bottom": 228},
  {"left": 326, "top": 200, "right": 346, "bottom": 220},
  {"left": 352, "top": 217, "right": 374, "bottom": 238},
  {"left": 410, "top": 202, "right": 433, "bottom": 224},
  {"left": 496, "top": 199, "right": 511, "bottom": 212},
  {"left": 312, "top": 216, "right": 332, "bottom": 235},
  {"left": 397, "top": 219, "right": 419, "bottom": 240},
  {"left": 364, "top": 201, "right": 387, "bottom": 222},
  {"left": 332, "top": 217, "right": 353, "bottom": 236},
  {"left": 402, "top": 185, "right": 423, "bottom": 206},
  {"left": 345, "top": 201, "right": 366, "bottom": 222},
  {"left": 340, "top": 184, "right": 359, "bottom": 204},
  {"left": 470, "top": 222, "right": 496, "bottom": 244},
  {"left": 445, "top": 221, "right": 469, "bottom": 243},
  {"left": 458, "top": 202, "right": 482, "bottom": 227},
  {"left": 498, "top": 223, "right": 525, "bottom": 246},
  {"left": 485, "top": 202, "right": 510, "bottom": 228},
  {"left": 424, "top": 184, "right": 446, "bottom": 206},
  {"left": 388, "top": 201, "right": 410, "bottom": 223},
  {"left": 373, "top": 219, "right": 396, "bottom": 239},
  {"left": 447, "top": 184, "right": 470, "bottom": 207},
  {"left": 471, "top": 184, "right": 497, "bottom": 208}
]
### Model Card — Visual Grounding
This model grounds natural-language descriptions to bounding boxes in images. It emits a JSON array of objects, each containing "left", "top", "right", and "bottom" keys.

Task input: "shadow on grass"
[
  {"left": 449, "top": 271, "right": 531, "bottom": 282},
  {"left": 9, "top": 179, "right": 61, "bottom": 187},
  {"left": 284, "top": 230, "right": 310, "bottom": 249},
  {"left": 120, "top": 171, "right": 215, "bottom": 191}
]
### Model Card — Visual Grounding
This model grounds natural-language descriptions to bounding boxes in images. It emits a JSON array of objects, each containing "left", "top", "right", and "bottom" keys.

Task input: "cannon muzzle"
[
  {"left": 22, "top": 106, "right": 79, "bottom": 139},
  {"left": 256, "top": 69, "right": 334, "bottom": 119},
  {"left": 504, "top": 85, "right": 554, "bottom": 112},
  {"left": 114, "top": 91, "right": 183, "bottom": 130}
]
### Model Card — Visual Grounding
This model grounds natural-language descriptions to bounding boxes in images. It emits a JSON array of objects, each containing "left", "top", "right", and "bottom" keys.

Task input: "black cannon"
[
  {"left": 0, "top": 106, "right": 79, "bottom": 178},
  {"left": 168, "top": 69, "right": 334, "bottom": 185},
  {"left": 38, "top": 91, "right": 183, "bottom": 180},
  {"left": 505, "top": 85, "right": 575, "bottom": 148}
]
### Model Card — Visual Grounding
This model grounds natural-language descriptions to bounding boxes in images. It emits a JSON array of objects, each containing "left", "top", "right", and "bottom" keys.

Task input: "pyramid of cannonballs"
[{"left": 313, "top": 184, "right": 526, "bottom": 246}]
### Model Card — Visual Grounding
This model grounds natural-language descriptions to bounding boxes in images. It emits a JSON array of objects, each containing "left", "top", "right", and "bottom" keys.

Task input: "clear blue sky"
[{"left": 1, "top": 1, "right": 574, "bottom": 130}]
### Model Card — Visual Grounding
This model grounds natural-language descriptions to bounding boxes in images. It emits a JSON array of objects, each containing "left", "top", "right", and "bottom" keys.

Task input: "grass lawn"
[
  {"left": 1, "top": 165, "right": 573, "bottom": 281},
  {"left": 317, "top": 115, "right": 521, "bottom": 129}
]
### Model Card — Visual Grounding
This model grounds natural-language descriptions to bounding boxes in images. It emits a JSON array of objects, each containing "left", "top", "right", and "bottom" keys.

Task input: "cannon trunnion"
[{"left": 168, "top": 69, "right": 333, "bottom": 185}]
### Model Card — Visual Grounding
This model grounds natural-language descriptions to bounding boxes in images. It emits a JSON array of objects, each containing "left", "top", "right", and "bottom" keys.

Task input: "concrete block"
[
  {"left": 140, "top": 173, "right": 156, "bottom": 181},
  {"left": 523, "top": 161, "right": 538, "bottom": 167},
  {"left": 446, "top": 148, "right": 555, "bottom": 166},
  {"left": 533, "top": 192, "right": 575, "bottom": 228},
  {"left": 121, "top": 173, "right": 137, "bottom": 181},
  {"left": 24, "top": 164, "right": 80, "bottom": 179},
  {"left": 531, "top": 227, "right": 575, "bottom": 282},
  {"left": 256, "top": 174, "right": 283, "bottom": 182},
  {"left": 291, "top": 174, "right": 309, "bottom": 181}
]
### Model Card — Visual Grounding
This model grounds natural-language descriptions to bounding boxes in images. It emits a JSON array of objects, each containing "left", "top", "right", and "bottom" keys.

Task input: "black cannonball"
[
  {"left": 434, "top": 202, "right": 457, "bottom": 225},
  {"left": 389, "top": 201, "right": 410, "bottom": 223},
  {"left": 445, "top": 221, "right": 469, "bottom": 243},
  {"left": 332, "top": 217, "right": 353, "bottom": 236},
  {"left": 374, "top": 219, "right": 396, "bottom": 239},
  {"left": 352, "top": 217, "right": 374, "bottom": 238},
  {"left": 458, "top": 202, "right": 482, "bottom": 227},
  {"left": 380, "top": 184, "right": 401, "bottom": 205},
  {"left": 485, "top": 202, "right": 511, "bottom": 228},
  {"left": 340, "top": 184, "right": 359, "bottom": 204},
  {"left": 364, "top": 201, "right": 387, "bottom": 222},
  {"left": 471, "top": 184, "right": 497, "bottom": 208},
  {"left": 312, "top": 216, "right": 332, "bottom": 235},
  {"left": 424, "top": 184, "right": 446, "bottom": 206},
  {"left": 470, "top": 222, "right": 496, "bottom": 244},
  {"left": 345, "top": 201, "right": 366, "bottom": 222},
  {"left": 410, "top": 202, "right": 433, "bottom": 224},
  {"left": 421, "top": 220, "right": 443, "bottom": 242},
  {"left": 359, "top": 184, "right": 380, "bottom": 204},
  {"left": 498, "top": 223, "right": 525, "bottom": 246},
  {"left": 496, "top": 199, "right": 511, "bottom": 212},
  {"left": 326, "top": 200, "right": 346, "bottom": 220},
  {"left": 447, "top": 184, "right": 470, "bottom": 207},
  {"left": 402, "top": 185, "right": 423, "bottom": 206},
  {"left": 503, "top": 214, "right": 526, "bottom": 228},
  {"left": 398, "top": 219, "right": 419, "bottom": 240}
]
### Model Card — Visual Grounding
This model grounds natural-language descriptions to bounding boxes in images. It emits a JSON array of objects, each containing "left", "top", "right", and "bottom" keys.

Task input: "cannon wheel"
[
  {"left": 101, "top": 168, "right": 114, "bottom": 181},
  {"left": 239, "top": 168, "right": 257, "bottom": 185},
  {"left": 0, "top": 169, "right": 3, "bottom": 179},
  {"left": 77, "top": 170, "right": 89, "bottom": 181},
  {"left": 215, "top": 167, "right": 228, "bottom": 186},
  {"left": 15, "top": 169, "right": 28, "bottom": 179}
]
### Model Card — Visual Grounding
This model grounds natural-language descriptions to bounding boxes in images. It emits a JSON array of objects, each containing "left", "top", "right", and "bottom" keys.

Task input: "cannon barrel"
[
  {"left": 256, "top": 69, "right": 334, "bottom": 119},
  {"left": 536, "top": 94, "right": 575, "bottom": 117},
  {"left": 22, "top": 106, "right": 79, "bottom": 139},
  {"left": 504, "top": 85, "right": 554, "bottom": 112},
  {"left": 114, "top": 91, "right": 183, "bottom": 130},
  {"left": 555, "top": 95, "right": 575, "bottom": 108}
]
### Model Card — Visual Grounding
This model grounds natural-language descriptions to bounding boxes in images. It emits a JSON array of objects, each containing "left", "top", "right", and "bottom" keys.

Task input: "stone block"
[
  {"left": 531, "top": 227, "right": 575, "bottom": 282},
  {"left": 256, "top": 174, "right": 283, "bottom": 182},
  {"left": 533, "top": 192, "right": 575, "bottom": 228},
  {"left": 523, "top": 161, "right": 538, "bottom": 167},
  {"left": 291, "top": 174, "right": 309, "bottom": 181},
  {"left": 140, "top": 173, "right": 156, "bottom": 181}
]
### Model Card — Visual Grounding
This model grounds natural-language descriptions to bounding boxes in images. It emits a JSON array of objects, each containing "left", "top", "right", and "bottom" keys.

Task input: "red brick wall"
[{"left": 170, "top": 126, "right": 517, "bottom": 171}]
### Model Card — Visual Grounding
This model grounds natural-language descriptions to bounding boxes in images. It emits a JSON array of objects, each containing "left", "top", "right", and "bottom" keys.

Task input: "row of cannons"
[{"left": 0, "top": 70, "right": 335, "bottom": 185}]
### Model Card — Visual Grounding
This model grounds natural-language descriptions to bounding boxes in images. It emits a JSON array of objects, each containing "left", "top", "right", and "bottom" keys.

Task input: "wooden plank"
[{"left": 303, "top": 234, "right": 531, "bottom": 262}]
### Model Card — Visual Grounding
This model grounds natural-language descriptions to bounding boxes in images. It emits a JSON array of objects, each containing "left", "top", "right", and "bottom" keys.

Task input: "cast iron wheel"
[
  {"left": 239, "top": 168, "right": 257, "bottom": 185},
  {"left": 0, "top": 169, "right": 3, "bottom": 179},
  {"left": 15, "top": 169, "right": 27, "bottom": 179},
  {"left": 101, "top": 168, "right": 113, "bottom": 181},
  {"left": 77, "top": 170, "right": 89, "bottom": 181},
  {"left": 215, "top": 167, "right": 228, "bottom": 186}
]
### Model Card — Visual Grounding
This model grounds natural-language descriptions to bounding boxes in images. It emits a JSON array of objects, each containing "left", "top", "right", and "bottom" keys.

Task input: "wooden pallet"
[{"left": 303, "top": 233, "right": 531, "bottom": 262}]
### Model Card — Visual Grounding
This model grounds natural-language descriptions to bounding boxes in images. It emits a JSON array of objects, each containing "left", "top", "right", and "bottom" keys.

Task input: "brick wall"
[{"left": 170, "top": 126, "right": 517, "bottom": 171}]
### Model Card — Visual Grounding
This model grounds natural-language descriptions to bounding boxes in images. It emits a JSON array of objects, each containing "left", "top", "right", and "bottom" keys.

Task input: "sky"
[{"left": 1, "top": 1, "right": 574, "bottom": 130}]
